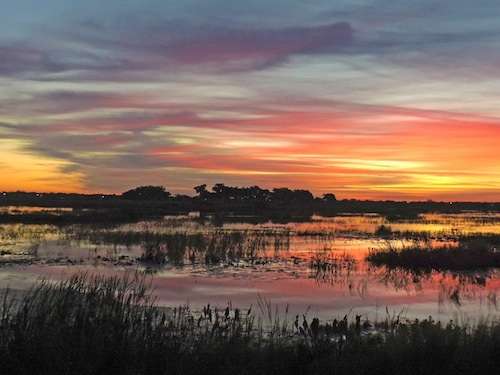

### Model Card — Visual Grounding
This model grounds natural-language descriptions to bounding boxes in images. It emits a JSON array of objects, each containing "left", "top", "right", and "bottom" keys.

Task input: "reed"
[
  {"left": 139, "top": 229, "right": 291, "bottom": 266},
  {"left": 309, "top": 248, "right": 359, "bottom": 287},
  {"left": 1, "top": 273, "right": 500, "bottom": 374},
  {"left": 367, "top": 238, "right": 500, "bottom": 271}
]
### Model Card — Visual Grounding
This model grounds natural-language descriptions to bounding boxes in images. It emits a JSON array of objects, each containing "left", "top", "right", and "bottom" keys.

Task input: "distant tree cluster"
[
  {"left": 121, "top": 186, "right": 171, "bottom": 200},
  {"left": 193, "top": 183, "right": 335, "bottom": 203},
  {"left": 195, "top": 183, "right": 273, "bottom": 202},
  {"left": 2, "top": 185, "right": 499, "bottom": 225},
  {"left": 120, "top": 183, "right": 336, "bottom": 204}
]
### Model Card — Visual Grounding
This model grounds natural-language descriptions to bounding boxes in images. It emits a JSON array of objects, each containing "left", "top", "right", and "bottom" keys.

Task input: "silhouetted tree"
[
  {"left": 272, "top": 188, "right": 295, "bottom": 204},
  {"left": 272, "top": 188, "right": 314, "bottom": 204},
  {"left": 247, "top": 186, "right": 271, "bottom": 202},
  {"left": 322, "top": 193, "right": 337, "bottom": 202},
  {"left": 194, "top": 184, "right": 211, "bottom": 200},
  {"left": 293, "top": 189, "right": 314, "bottom": 202},
  {"left": 212, "top": 183, "right": 228, "bottom": 198},
  {"left": 121, "top": 186, "right": 170, "bottom": 200}
]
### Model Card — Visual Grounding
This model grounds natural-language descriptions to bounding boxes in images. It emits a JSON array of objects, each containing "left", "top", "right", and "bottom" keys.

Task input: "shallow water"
[{"left": 0, "top": 213, "right": 499, "bottom": 325}]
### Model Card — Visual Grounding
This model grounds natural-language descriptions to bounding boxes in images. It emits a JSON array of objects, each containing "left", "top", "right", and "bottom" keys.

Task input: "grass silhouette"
[
  {"left": 1, "top": 272, "right": 500, "bottom": 374},
  {"left": 367, "top": 237, "right": 500, "bottom": 271}
]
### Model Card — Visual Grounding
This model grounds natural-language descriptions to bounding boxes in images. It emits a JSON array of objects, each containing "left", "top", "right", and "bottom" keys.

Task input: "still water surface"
[{"left": 1, "top": 213, "right": 499, "bottom": 325}]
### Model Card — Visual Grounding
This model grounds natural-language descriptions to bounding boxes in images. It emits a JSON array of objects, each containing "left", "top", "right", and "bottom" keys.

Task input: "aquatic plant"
[
  {"left": 309, "top": 248, "right": 359, "bottom": 288},
  {"left": 138, "top": 229, "right": 291, "bottom": 266},
  {"left": 366, "top": 238, "right": 500, "bottom": 271}
]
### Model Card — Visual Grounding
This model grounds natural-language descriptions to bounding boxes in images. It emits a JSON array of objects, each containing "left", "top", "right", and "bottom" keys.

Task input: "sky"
[{"left": 1, "top": 0, "right": 499, "bottom": 201}]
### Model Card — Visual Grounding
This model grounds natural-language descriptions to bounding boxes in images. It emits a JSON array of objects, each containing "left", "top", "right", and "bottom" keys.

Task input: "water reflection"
[
  {"left": 0, "top": 213, "right": 499, "bottom": 323},
  {"left": 307, "top": 245, "right": 500, "bottom": 318},
  {"left": 309, "top": 249, "right": 364, "bottom": 294},
  {"left": 0, "top": 206, "right": 72, "bottom": 214}
]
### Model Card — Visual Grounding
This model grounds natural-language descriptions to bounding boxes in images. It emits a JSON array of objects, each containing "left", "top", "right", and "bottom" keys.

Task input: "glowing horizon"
[{"left": 1, "top": 1, "right": 499, "bottom": 201}]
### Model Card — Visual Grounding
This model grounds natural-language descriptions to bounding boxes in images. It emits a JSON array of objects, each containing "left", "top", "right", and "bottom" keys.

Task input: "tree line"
[
  {"left": 121, "top": 183, "right": 337, "bottom": 203},
  {"left": 1, "top": 185, "right": 497, "bottom": 224}
]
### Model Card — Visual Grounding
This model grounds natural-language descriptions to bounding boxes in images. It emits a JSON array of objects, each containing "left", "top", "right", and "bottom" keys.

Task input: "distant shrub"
[{"left": 375, "top": 224, "right": 393, "bottom": 236}]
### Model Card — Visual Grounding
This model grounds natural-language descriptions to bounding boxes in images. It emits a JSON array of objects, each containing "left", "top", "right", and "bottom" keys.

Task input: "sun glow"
[
  {"left": 0, "top": 140, "right": 85, "bottom": 193},
  {"left": 1, "top": 2, "right": 500, "bottom": 200},
  {"left": 327, "top": 158, "right": 426, "bottom": 171}
]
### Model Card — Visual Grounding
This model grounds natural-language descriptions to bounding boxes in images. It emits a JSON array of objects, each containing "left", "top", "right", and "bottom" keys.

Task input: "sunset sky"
[{"left": 1, "top": 1, "right": 499, "bottom": 201}]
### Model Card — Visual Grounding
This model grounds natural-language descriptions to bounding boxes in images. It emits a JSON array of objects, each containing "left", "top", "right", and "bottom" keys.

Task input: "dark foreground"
[{"left": 1, "top": 273, "right": 499, "bottom": 375}]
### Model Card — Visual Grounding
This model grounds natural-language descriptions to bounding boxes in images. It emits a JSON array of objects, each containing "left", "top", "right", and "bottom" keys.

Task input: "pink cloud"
[
  {"left": 2, "top": 20, "right": 353, "bottom": 78},
  {"left": 5, "top": 88, "right": 500, "bottom": 200}
]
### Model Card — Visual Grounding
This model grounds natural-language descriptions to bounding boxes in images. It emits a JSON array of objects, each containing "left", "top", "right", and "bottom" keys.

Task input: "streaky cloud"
[
  {"left": 1, "top": 20, "right": 354, "bottom": 79},
  {"left": 164, "top": 22, "right": 353, "bottom": 68}
]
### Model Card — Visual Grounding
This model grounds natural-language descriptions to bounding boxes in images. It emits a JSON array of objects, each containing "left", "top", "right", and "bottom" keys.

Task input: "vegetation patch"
[
  {"left": 138, "top": 229, "right": 290, "bottom": 266},
  {"left": 367, "top": 237, "right": 500, "bottom": 271},
  {"left": 1, "top": 273, "right": 500, "bottom": 374}
]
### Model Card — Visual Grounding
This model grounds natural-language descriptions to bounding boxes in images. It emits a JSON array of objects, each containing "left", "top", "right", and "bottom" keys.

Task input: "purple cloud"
[
  {"left": 1, "top": 20, "right": 353, "bottom": 79},
  {"left": 164, "top": 22, "right": 353, "bottom": 67},
  {"left": 0, "top": 45, "right": 43, "bottom": 75}
]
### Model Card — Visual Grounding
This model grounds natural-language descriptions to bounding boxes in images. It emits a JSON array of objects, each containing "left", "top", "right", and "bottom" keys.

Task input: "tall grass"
[
  {"left": 139, "top": 229, "right": 291, "bottom": 266},
  {"left": 1, "top": 273, "right": 500, "bottom": 374},
  {"left": 309, "top": 248, "right": 359, "bottom": 288},
  {"left": 367, "top": 238, "right": 500, "bottom": 271}
]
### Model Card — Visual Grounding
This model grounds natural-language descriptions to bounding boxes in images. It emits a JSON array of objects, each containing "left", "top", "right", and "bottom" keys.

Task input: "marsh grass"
[
  {"left": 1, "top": 273, "right": 500, "bottom": 374},
  {"left": 309, "top": 248, "right": 360, "bottom": 289},
  {"left": 0, "top": 223, "right": 292, "bottom": 267},
  {"left": 138, "top": 229, "right": 291, "bottom": 266},
  {"left": 367, "top": 238, "right": 500, "bottom": 271}
]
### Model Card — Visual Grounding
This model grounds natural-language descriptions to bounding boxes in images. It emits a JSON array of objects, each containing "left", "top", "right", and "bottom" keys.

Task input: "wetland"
[{"left": 1, "top": 192, "right": 499, "bottom": 373}]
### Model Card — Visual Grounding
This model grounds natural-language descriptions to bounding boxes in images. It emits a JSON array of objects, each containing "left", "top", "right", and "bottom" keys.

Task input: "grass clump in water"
[
  {"left": 139, "top": 229, "right": 291, "bottom": 266},
  {"left": 367, "top": 238, "right": 500, "bottom": 271}
]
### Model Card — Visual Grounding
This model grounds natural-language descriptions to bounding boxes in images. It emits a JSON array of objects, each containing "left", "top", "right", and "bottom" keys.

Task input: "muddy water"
[{"left": 1, "top": 213, "right": 499, "bottom": 325}]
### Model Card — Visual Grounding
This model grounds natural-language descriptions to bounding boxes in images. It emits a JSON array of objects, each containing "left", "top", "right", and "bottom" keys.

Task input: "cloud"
[
  {"left": 4, "top": 95, "right": 499, "bottom": 198},
  {"left": 163, "top": 22, "right": 353, "bottom": 67},
  {"left": 2, "top": 2, "right": 500, "bottom": 199},
  {"left": 1, "top": 18, "right": 354, "bottom": 79},
  {"left": 0, "top": 45, "right": 43, "bottom": 75}
]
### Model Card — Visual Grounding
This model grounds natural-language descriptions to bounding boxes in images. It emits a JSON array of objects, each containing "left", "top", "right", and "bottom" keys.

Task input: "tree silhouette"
[
  {"left": 293, "top": 189, "right": 314, "bottom": 202},
  {"left": 121, "top": 186, "right": 171, "bottom": 200},
  {"left": 272, "top": 188, "right": 295, "bottom": 204},
  {"left": 194, "top": 184, "right": 211, "bottom": 200},
  {"left": 322, "top": 193, "right": 337, "bottom": 202}
]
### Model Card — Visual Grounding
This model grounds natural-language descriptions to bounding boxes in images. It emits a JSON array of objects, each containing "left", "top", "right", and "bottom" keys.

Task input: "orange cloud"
[
  {"left": 0, "top": 140, "right": 86, "bottom": 193},
  {"left": 2, "top": 92, "right": 499, "bottom": 200}
]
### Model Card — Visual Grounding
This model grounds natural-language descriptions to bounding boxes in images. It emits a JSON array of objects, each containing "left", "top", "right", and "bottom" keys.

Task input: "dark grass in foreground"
[
  {"left": 1, "top": 274, "right": 500, "bottom": 375},
  {"left": 367, "top": 237, "right": 500, "bottom": 271}
]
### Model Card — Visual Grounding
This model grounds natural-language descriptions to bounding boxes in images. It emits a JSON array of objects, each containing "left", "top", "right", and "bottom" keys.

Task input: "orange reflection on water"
[
  {"left": 0, "top": 212, "right": 499, "bottom": 323},
  {"left": 0, "top": 206, "right": 73, "bottom": 214},
  {"left": 390, "top": 213, "right": 500, "bottom": 236}
]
